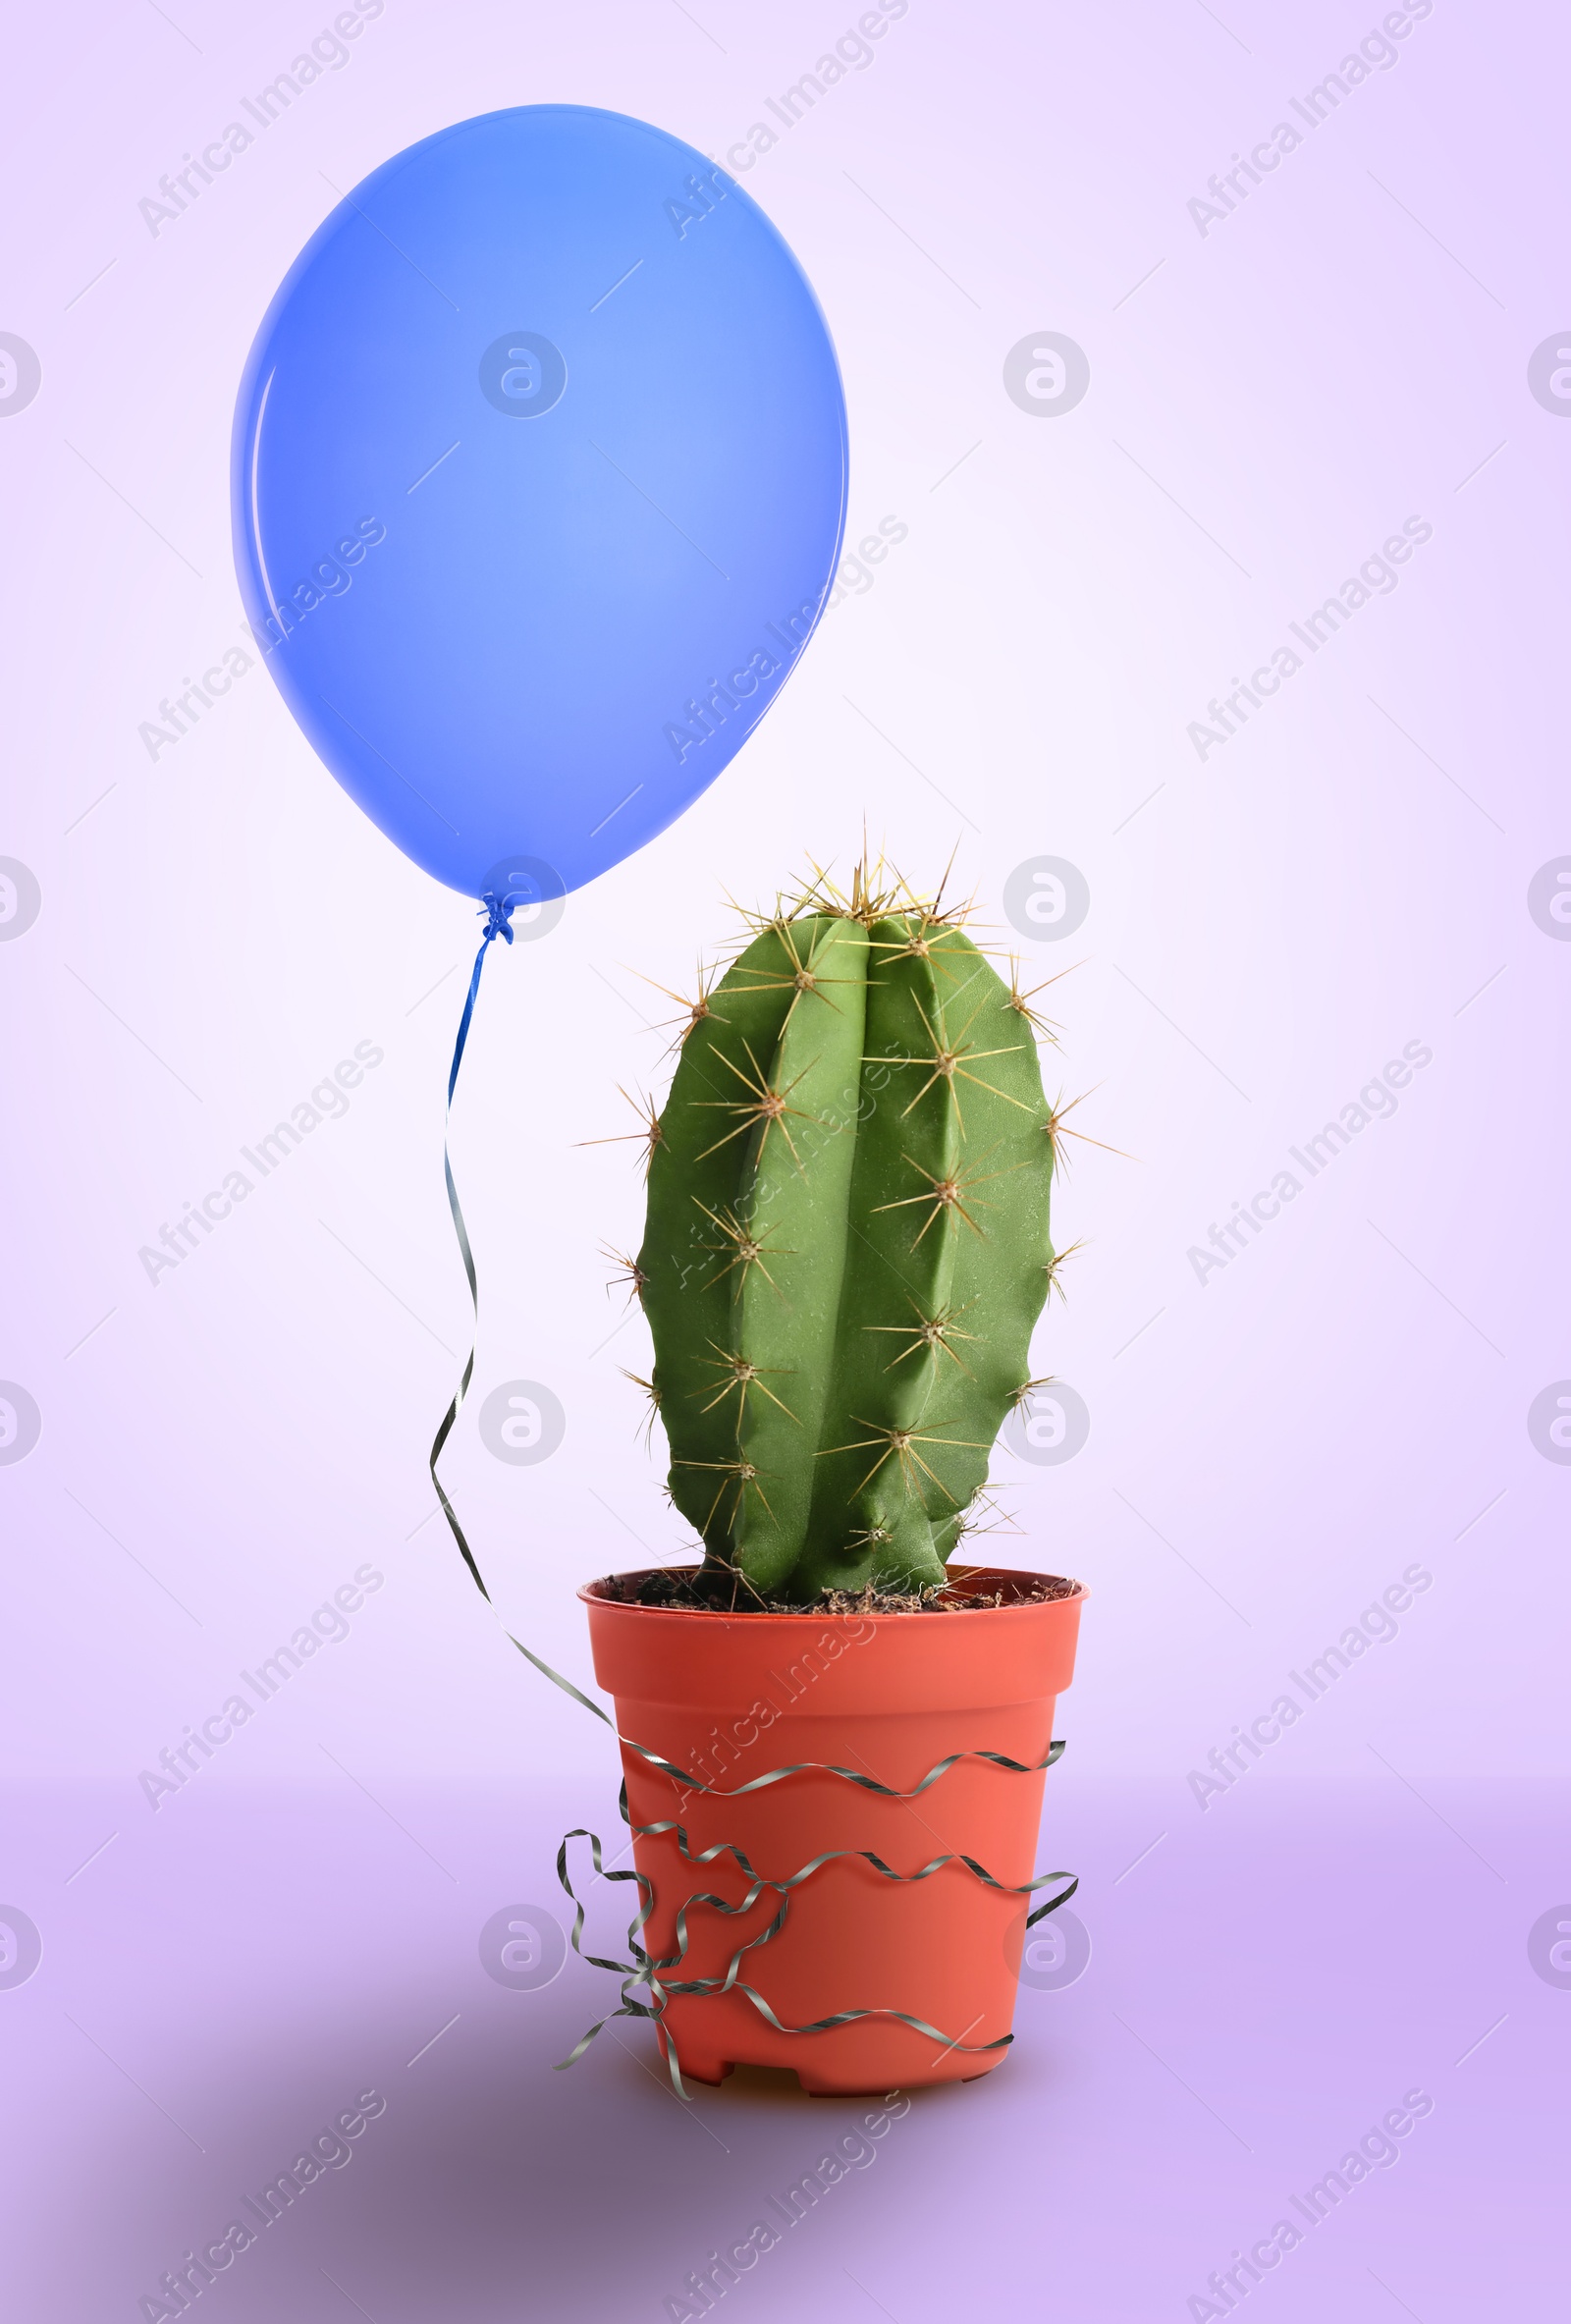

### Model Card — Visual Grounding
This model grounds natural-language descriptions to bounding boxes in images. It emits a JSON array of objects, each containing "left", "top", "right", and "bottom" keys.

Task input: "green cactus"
[{"left": 631, "top": 861, "right": 1061, "bottom": 1599}]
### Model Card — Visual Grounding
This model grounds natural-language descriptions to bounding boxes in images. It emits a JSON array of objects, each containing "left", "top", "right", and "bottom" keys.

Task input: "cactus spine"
[{"left": 635, "top": 865, "right": 1057, "bottom": 1598}]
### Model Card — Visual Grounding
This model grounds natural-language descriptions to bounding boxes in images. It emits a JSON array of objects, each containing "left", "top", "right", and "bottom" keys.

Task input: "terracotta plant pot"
[{"left": 581, "top": 1564, "right": 1086, "bottom": 2094}]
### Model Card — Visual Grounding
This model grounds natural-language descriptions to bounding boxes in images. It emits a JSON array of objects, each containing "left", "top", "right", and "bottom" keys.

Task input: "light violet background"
[{"left": 2, "top": 3, "right": 1566, "bottom": 2320}]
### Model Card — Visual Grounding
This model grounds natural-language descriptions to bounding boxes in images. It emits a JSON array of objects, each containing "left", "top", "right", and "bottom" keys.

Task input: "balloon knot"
[{"left": 478, "top": 892, "right": 516, "bottom": 946}]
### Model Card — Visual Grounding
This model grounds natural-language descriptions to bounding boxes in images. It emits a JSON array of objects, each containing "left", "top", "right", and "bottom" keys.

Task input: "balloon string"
[
  {"left": 428, "top": 891, "right": 517, "bottom": 1604},
  {"left": 427, "top": 909, "right": 1079, "bottom": 2096},
  {"left": 552, "top": 1815, "right": 1078, "bottom": 2083}
]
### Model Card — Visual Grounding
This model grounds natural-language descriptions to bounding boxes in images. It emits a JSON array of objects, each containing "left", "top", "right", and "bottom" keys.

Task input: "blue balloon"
[{"left": 232, "top": 106, "right": 847, "bottom": 903}]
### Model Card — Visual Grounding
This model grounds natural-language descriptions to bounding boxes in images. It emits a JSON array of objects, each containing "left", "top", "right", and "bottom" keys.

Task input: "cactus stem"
[
  {"left": 691, "top": 1040, "right": 826, "bottom": 1169},
  {"left": 819, "top": 1417, "right": 991, "bottom": 1505},
  {"left": 636, "top": 856, "right": 1061, "bottom": 1596},
  {"left": 695, "top": 1339, "right": 799, "bottom": 1424},
  {"left": 864, "top": 1299, "right": 979, "bottom": 1377}
]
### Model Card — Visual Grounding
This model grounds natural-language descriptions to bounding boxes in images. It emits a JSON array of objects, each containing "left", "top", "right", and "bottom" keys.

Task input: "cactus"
[{"left": 632, "top": 861, "right": 1060, "bottom": 1599}]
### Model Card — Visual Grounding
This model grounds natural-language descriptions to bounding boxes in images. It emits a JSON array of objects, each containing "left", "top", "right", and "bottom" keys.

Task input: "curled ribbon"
[{"left": 430, "top": 911, "right": 1079, "bottom": 2096}]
